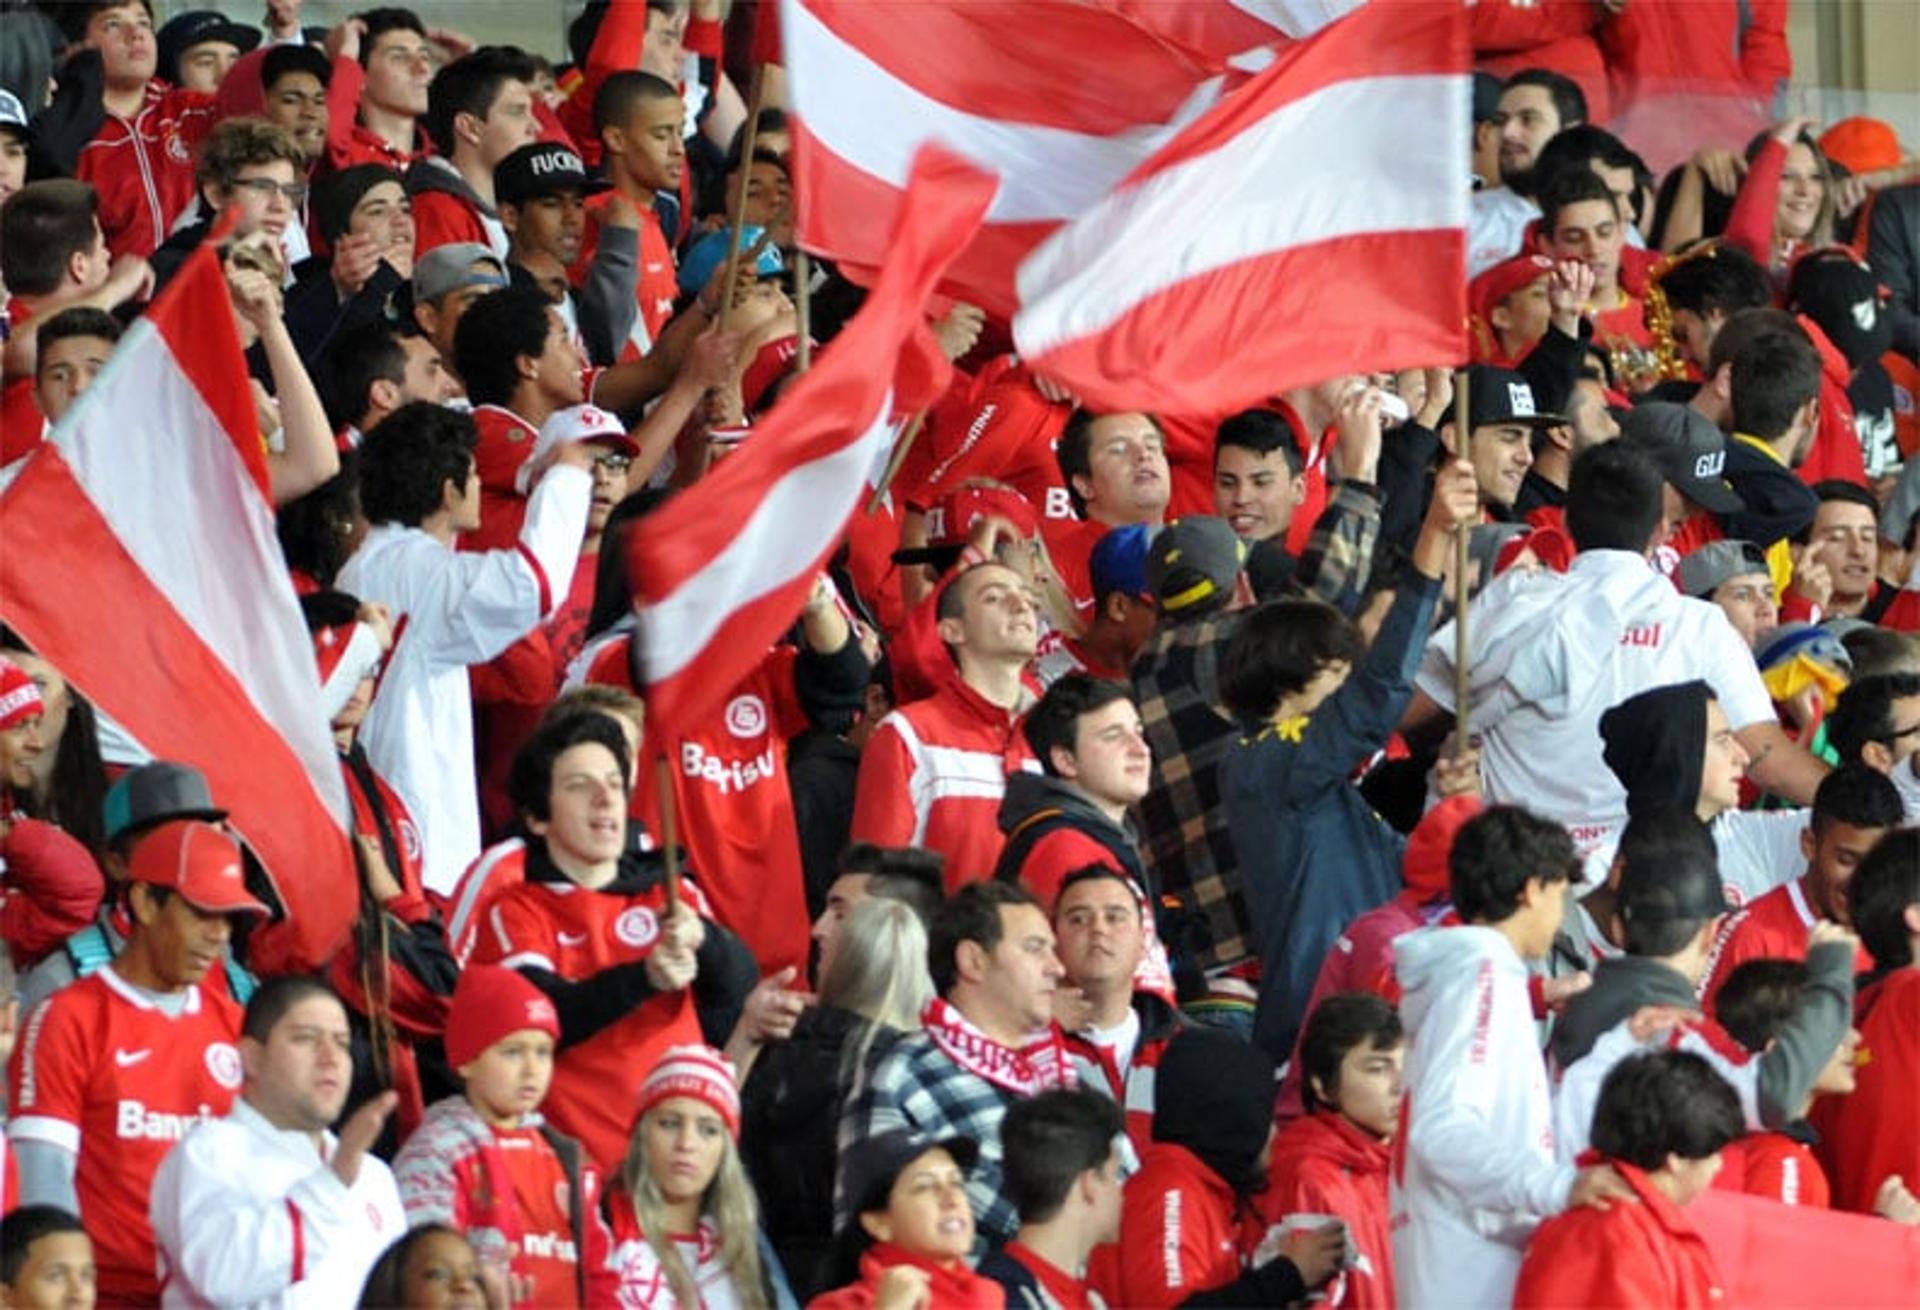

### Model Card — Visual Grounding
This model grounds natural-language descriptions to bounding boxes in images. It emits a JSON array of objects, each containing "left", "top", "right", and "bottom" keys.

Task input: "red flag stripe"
[{"left": 1099, "top": 0, "right": 1366, "bottom": 70}]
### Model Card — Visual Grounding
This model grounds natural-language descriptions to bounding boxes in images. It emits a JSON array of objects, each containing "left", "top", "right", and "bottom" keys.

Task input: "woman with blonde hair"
[
  {"left": 610, "top": 1044, "right": 794, "bottom": 1309},
  {"left": 742, "top": 896, "right": 934, "bottom": 1299}
]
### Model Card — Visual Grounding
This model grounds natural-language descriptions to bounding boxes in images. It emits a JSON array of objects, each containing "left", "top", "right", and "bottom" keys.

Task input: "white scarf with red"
[{"left": 921, "top": 998, "right": 1076, "bottom": 1096}]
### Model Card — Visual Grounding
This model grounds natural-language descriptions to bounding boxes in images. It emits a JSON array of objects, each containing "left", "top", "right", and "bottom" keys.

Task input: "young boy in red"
[{"left": 392, "top": 964, "right": 614, "bottom": 1308}]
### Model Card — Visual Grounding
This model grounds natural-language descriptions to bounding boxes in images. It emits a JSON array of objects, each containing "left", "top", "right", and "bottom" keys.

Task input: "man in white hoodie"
[{"left": 1390, "top": 806, "right": 1632, "bottom": 1310}]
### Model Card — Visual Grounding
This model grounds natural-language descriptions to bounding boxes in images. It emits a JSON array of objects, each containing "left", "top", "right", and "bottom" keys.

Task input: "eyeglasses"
[
  {"left": 233, "top": 177, "right": 309, "bottom": 205},
  {"left": 592, "top": 453, "right": 632, "bottom": 474}
]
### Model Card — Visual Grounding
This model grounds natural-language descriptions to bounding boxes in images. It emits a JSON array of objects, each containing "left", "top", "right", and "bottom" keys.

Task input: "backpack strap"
[{"left": 62, "top": 923, "right": 112, "bottom": 979}]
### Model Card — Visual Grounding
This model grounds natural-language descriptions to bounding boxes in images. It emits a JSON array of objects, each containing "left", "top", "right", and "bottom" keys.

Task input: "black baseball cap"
[
  {"left": 1462, "top": 365, "right": 1566, "bottom": 432},
  {"left": 1620, "top": 402, "right": 1744, "bottom": 515},
  {"left": 837, "top": 1129, "right": 979, "bottom": 1217},
  {"left": 157, "top": 11, "right": 260, "bottom": 86},
  {"left": 494, "top": 143, "right": 609, "bottom": 207},
  {"left": 1473, "top": 72, "right": 1504, "bottom": 125}
]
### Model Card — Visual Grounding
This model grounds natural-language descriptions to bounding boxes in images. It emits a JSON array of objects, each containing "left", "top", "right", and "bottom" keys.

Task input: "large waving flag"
[
  {"left": 0, "top": 238, "right": 356, "bottom": 973},
  {"left": 1094, "top": 0, "right": 1368, "bottom": 72},
  {"left": 1011, "top": 0, "right": 1469, "bottom": 414},
  {"left": 628, "top": 146, "right": 994, "bottom": 743}
]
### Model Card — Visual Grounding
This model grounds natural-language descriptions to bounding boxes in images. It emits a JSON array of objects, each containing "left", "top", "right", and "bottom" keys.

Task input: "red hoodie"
[
  {"left": 1513, "top": 1157, "right": 1729, "bottom": 1310},
  {"left": 1259, "top": 1113, "right": 1395, "bottom": 1309}
]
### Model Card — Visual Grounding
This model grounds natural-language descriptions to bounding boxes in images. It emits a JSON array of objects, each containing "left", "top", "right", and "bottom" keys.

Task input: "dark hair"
[
  {"left": 1705, "top": 306, "right": 1800, "bottom": 378},
  {"left": 356, "top": 1224, "right": 469, "bottom": 1309},
  {"left": 1053, "top": 410, "right": 1162, "bottom": 518},
  {"left": 1533, "top": 124, "right": 1650, "bottom": 223},
  {"left": 53, "top": 0, "right": 151, "bottom": 44},
  {"left": 298, "top": 588, "right": 361, "bottom": 634},
  {"left": 262, "top": 42, "right": 331, "bottom": 92},
  {"left": 1566, "top": 441, "right": 1663, "bottom": 554},
  {"left": 1449, "top": 805, "right": 1579, "bottom": 924},
  {"left": 0, "top": 1205, "right": 87, "bottom": 1284},
  {"left": 1025, "top": 675, "right": 1133, "bottom": 777},
  {"left": 34, "top": 306, "right": 122, "bottom": 372},
  {"left": 0, "top": 629, "right": 107, "bottom": 854},
  {"left": 1730, "top": 329, "right": 1822, "bottom": 441},
  {"left": 1841, "top": 627, "right": 1920, "bottom": 682},
  {"left": 195, "top": 117, "right": 305, "bottom": 195},
  {"left": 453, "top": 285, "right": 552, "bottom": 408},
  {"left": 1214, "top": 409, "right": 1304, "bottom": 475},
  {"left": 1502, "top": 68, "right": 1587, "bottom": 132},
  {"left": 0, "top": 180, "right": 100, "bottom": 297},
  {"left": 1657, "top": 245, "right": 1771, "bottom": 320},
  {"left": 1811, "top": 478, "right": 1880, "bottom": 517},
  {"left": 241, "top": 974, "right": 342, "bottom": 1044},
  {"left": 358, "top": 402, "right": 476, "bottom": 528},
  {"left": 725, "top": 109, "right": 790, "bottom": 172},
  {"left": 1810, "top": 761, "right": 1904, "bottom": 835},
  {"left": 1852, "top": 828, "right": 1920, "bottom": 970},
  {"left": 1617, "top": 807, "right": 1720, "bottom": 958},
  {"left": 593, "top": 69, "right": 680, "bottom": 136},
  {"left": 426, "top": 46, "right": 538, "bottom": 156},
  {"left": 1054, "top": 865, "right": 1139, "bottom": 918},
  {"left": 1220, "top": 598, "right": 1365, "bottom": 723},
  {"left": 1714, "top": 958, "right": 1807, "bottom": 1053},
  {"left": 928, "top": 881, "right": 1040, "bottom": 997},
  {"left": 355, "top": 7, "right": 427, "bottom": 67},
  {"left": 1538, "top": 166, "right": 1620, "bottom": 235},
  {"left": 1826, "top": 673, "right": 1920, "bottom": 766},
  {"left": 1590, "top": 1050, "right": 1744, "bottom": 1169},
  {"left": 999, "top": 1088, "right": 1124, "bottom": 1224},
  {"left": 323, "top": 322, "right": 412, "bottom": 429},
  {"left": 277, "top": 457, "right": 362, "bottom": 589},
  {"left": 841, "top": 843, "right": 947, "bottom": 925},
  {"left": 507, "top": 711, "right": 632, "bottom": 827},
  {"left": 1298, "top": 993, "right": 1403, "bottom": 1116}
]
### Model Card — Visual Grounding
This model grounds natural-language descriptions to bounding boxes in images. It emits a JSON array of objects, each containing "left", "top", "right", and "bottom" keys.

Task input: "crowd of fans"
[{"left": 0, "top": 0, "right": 1917, "bottom": 1307}]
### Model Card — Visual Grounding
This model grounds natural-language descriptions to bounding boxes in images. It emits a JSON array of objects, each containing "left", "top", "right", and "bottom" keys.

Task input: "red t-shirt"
[
  {"left": 1701, "top": 877, "right": 1872, "bottom": 1009},
  {"left": 1812, "top": 968, "right": 1920, "bottom": 1214},
  {"left": 574, "top": 194, "right": 677, "bottom": 362},
  {"left": 495, "top": 1126, "right": 583, "bottom": 1309},
  {"left": 9, "top": 968, "right": 242, "bottom": 1304}
]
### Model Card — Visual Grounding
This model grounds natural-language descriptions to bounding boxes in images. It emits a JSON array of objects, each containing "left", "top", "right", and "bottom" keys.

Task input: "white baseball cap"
[{"left": 517, "top": 404, "right": 640, "bottom": 493}]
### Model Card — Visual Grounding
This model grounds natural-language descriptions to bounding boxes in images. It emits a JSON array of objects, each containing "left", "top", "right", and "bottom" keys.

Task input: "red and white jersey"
[
  {"left": 851, "top": 679, "right": 1041, "bottom": 889},
  {"left": 465, "top": 406, "right": 543, "bottom": 554},
  {"left": 1699, "top": 876, "right": 1872, "bottom": 1009},
  {"left": 10, "top": 967, "right": 242, "bottom": 1305},
  {"left": 495, "top": 1126, "right": 585, "bottom": 1309},
  {"left": 575, "top": 195, "right": 678, "bottom": 362},
  {"left": 605, "top": 1192, "right": 746, "bottom": 1310}
]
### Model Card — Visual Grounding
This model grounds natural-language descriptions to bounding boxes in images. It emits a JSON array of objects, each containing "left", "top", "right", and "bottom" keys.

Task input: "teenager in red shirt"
[
  {"left": 324, "top": 7, "right": 436, "bottom": 173},
  {"left": 578, "top": 72, "right": 686, "bottom": 360},
  {"left": 409, "top": 48, "right": 540, "bottom": 258},
  {"left": 976, "top": 1090, "right": 1126, "bottom": 1310},
  {"left": 1514, "top": 1049, "right": 1742, "bottom": 1310},
  {"left": 1537, "top": 168, "right": 1662, "bottom": 394},
  {"left": 9, "top": 820, "right": 266, "bottom": 1305},
  {"left": 1262, "top": 994, "right": 1403, "bottom": 1310},
  {"left": 1045, "top": 412, "right": 1170, "bottom": 622}
]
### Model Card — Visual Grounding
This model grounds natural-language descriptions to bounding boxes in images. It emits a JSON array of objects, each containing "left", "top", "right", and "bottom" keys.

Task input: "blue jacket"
[{"left": 1225, "top": 574, "right": 1442, "bottom": 1062}]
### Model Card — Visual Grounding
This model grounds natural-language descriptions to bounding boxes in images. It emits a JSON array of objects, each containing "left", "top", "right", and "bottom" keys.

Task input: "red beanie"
[
  {"left": 444, "top": 965, "right": 560, "bottom": 1069},
  {"left": 1401, "top": 796, "right": 1483, "bottom": 904},
  {"left": 0, "top": 657, "right": 44, "bottom": 732},
  {"left": 636, "top": 1044, "right": 741, "bottom": 1138}
]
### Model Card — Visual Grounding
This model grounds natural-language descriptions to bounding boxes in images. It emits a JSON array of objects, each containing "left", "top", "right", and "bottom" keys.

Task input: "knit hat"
[
  {"left": 313, "top": 165, "right": 405, "bottom": 244},
  {"left": 1402, "top": 796, "right": 1483, "bottom": 903},
  {"left": 1599, "top": 680, "right": 1712, "bottom": 818},
  {"left": 444, "top": 965, "right": 561, "bottom": 1069},
  {"left": 636, "top": 1044, "right": 742, "bottom": 1138},
  {"left": 1152, "top": 1027, "right": 1276, "bottom": 1194},
  {"left": 0, "top": 656, "right": 43, "bottom": 732}
]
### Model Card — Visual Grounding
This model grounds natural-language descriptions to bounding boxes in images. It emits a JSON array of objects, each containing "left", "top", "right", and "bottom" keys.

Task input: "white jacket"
[
  {"left": 149, "top": 1098, "right": 406, "bottom": 1309},
  {"left": 1389, "top": 925, "right": 1576, "bottom": 1310},
  {"left": 339, "top": 464, "right": 590, "bottom": 894}
]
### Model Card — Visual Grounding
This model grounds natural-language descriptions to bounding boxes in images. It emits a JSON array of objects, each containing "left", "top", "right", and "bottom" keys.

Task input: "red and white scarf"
[{"left": 921, "top": 998, "right": 1076, "bottom": 1096}]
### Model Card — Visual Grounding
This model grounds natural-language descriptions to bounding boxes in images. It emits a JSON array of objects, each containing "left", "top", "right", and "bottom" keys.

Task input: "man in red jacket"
[
  {"left": 408, "top": 47, "right": 540, "bottom": 259},
  {"left": 325, "top": 7, "right": 434, "bottom": 174},
  {"left": 1513, "top": 1050, "right": 1742, "bottom": 1309},
  {"left": 1262, "top": 994, "right": 1403, "bottom": 1310}
]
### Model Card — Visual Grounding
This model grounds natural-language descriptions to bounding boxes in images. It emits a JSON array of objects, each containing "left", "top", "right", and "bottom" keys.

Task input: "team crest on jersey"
[
  {"left": 724, "top": 694, "right": 767, "bottom": 739},
  {"left": 204, "top": 1042, "right": 243, "bottom": 1090},
  {"left": 166, "top": 130, "right": 191, "bottom": 165},
  {"left": 615, "top": 906, "right": 659, "bottom": 949},
  {"left": 400, "top": 818, "right": 423, "bottom": 862}
]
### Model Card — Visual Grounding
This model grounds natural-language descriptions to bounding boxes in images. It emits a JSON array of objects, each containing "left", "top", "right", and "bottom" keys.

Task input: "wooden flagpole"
[
  {"left": 716, "top": 67, "right": 768, "bottom": 335},
  {"left": 1453, "top": 368, "right": 1472, "bottom": 760},
  {"left": 654, "top": 757, "right": 681, "bottom": 916}
]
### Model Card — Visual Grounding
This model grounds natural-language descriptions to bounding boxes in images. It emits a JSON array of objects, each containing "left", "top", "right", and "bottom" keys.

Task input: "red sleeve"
[
  {"left": 1796, "top": 367, "right": 1869, "bottom": 487},
  {"left": 324, "top": 56, "right": 368, "bottom": 173},
  {"left": 1725, "top": 136, "right": 1785, "bottom": 264},
  {"left": 471, "top": 630, "right": 560, "bottom": 707},
  {"left": 1, "top": 379, "right": 46, "bottom": 467},
  {"left": 684, "top": 14, "right": 723, "bottom": 58},
  {"left": 849, "top": 720, "right": 919, "bottom": 848},
  {"left": 410, "top": 191, "right": 487, "bottom": 257},
  {"left": 532, "top": 97, "right": 576, "bottom": 151},
  {"left": 1016, "top": 829, "right": 1123, "bottom": 910},
  {"left": 1740, "top": 1136, "right": 1829, "bottom": 1208},
  {"left": 1116, "top": 1176, "right": 1231, "bottom": 1310},
  {"left": 468, "top": 893, "right": 552, "bottom": 971},
  {"left": 0, "top": 820, "right": 104, "bottom": 966},
  {"left": 8, "top": 991, "right": 91, "bottom": 1150},
  {"left": 580, "top": 1164, "right": 619, "bottom": 1305},
  {"left": 1470, "top": 0, "right": 1599, "bottom": 52},
  {"left": 560, "top": 0, "right": 651, "bottom": 161},
  {"left": 1702, "top": 913, "right": 1764, "bottom": 1012},
  {"left": 1740, "top": 0, "right": 1793, "bottom": 95}
]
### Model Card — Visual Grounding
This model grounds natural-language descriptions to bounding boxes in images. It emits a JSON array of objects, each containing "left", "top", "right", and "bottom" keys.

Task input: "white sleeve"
[
  {"left": 1696, "top": 609, "right": 1776, "bottom": 728},
  {"left": 1716, "top": 811, "right": 1810, "bottom": 906},
  {"left": 1408, "top": 975, "right": 1576, "bottom": 1220},
  {"left": 435, "top": 465, "right": 592, "bottom": 666}
]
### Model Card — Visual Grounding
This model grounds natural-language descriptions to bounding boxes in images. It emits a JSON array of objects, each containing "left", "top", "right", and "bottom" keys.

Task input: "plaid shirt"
[
  {"left": 1133, "top": 483, "right": 1379, "bottom": 974},
  {"left": 836, "top": 1031, "right": 1023, "bottom": 1249}
]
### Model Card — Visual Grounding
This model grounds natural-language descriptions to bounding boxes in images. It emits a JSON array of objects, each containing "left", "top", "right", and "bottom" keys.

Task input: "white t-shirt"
[
  {"left": 1418, "top": 550, "right": 1776, "bottom": 859},
  {"left": 1468, "top": 186, "right": 1539, "bottom": 278},
  {"left": 1578, "top": 808, "right": 1808, "bottom": 908},
  {"left": 1080, "top": 1008, "right": 1142, "bottom": 1087}
]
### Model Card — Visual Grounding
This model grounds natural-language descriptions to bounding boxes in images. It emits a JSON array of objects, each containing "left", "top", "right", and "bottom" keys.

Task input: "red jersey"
[
  {"left": 574, "top": 194, "right": 677, "bottom": 361},
  {"left": 1037, "top": 517, "right": 1111, "bottom": 628},
  {"left": 322, "top": 55, "right": 422, "bottom": 174},
  {"left": 1114, "top": 1142, "right": 1252, "bottom": 1310},
  {"left": 496, "top": 1126, "right": 584, "bottom": 1309},
  {"left": 1718, "top": 1129, "right": 1831, "bottom": 1208},
  {"left": 910, "top": 358, "right": 1073, "bottom": 517},
  {"left": 1260, "top": 1112, "right": 1395, "bottom": 1310},
  {"left": 1513, "top": 1158, "right": 1728, "bottom": 1310},
  {"left": 472, "top": 874, "right": 706, "bottom": 1171},
  {"left": 9, "top": 967, "right": 242, "bottom": 1304},
  {"left": 1701, "top": 876, "right": 1872, "bottom": 1008},
  {"left": 76, "top": 82, "right": 217, "bottom": 259},
  {"left": 463, "top": 405, "right": 543, "bottom": 553},
  {"left": 1812, "top": 967, "right": 1920, "bottom": 1214}
]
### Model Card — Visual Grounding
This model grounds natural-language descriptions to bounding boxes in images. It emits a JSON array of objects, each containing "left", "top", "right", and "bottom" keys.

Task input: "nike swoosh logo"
[
  {"left": 557, "top": 931, "right": 588, "bottom": 948},
  {"left": 114, "top": 1049, "right": 152, "bottom": 1068}
]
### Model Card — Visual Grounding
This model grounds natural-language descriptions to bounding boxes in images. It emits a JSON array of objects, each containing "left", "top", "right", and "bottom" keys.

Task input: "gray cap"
[
  {"left": 1145, "top": 517, "right": 1247, "bottom": 616},
  {"left": 102, "top": 761, "right": 225, "bottom": 847},
  {"left": 1676, "top": 539, "right": 1769, "bottom": 598},
  {"left": 412, "top": 242, "right": 509, "bottom": 303},
  {"left": 1620, "top": 402, "right": 1744, "bottom": 515}
]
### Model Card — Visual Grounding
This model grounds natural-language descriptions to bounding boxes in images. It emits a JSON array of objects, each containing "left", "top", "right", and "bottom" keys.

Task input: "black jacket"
[{"left": 993, "top": 772, "right": 1147, "bottom": 887}]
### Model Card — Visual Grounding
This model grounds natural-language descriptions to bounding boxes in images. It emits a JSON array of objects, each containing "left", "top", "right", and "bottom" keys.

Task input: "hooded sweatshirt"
[
  {"left": 1390, "top": 925, "right": 1574, "bottom": 1310},
  {"left": 406, "top": 155, "right": 508, "bottom": 259},
  {"left": 1260, "top": 1112, "right": 1395, "bottom": 1309}
]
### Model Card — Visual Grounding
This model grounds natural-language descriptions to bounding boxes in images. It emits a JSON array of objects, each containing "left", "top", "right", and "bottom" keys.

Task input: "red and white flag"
[
  {"left": 627, "top": 147, "right": 994, "bottom": 743},
  {"left": 0, "top": 238, "right": 356, "bottom": 973},
  {"left": 1093, "top": 0, "right": 1368, "bottom": 73},
  {"left": 1011, "top": 0, "right": 1470, "bottom": 414}
]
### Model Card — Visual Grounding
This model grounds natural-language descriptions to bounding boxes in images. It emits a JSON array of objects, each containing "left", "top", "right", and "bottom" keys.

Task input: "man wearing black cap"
[
  {"left": 494, "top": 142, "right": 638, "bottom": 368},
  {"left": 1440, "top": 364, "right": 1563, "bottom": 518},
  {"left": 1548, "top": 806, "right": 1856, "bottom": 1161},
  {"left": 156, "top": 10, "right": 260, "bottom": 94}
]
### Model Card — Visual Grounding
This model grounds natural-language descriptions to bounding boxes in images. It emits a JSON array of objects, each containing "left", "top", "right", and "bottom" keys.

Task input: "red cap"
[
  {"left": 1818, "top": 117, "right": 1902, "bottom": 177},
  {"left": 444, "top": 965, "right": 561, "bottom": 1069},
  {"left": 128, "top": 820, "right": 271, "bottom": 917},
  {"left": 926, "top": 485, "right": 1040, "bottom": 548},
  {"left": 0, "top": 656, "right": 43, "bottom": 732},
  {"left": 1401, "top": 796, "right": 1483, "bottom": 903},
  {"left": 1470, "top": 253, "right": 1555, "bottom": 328}
]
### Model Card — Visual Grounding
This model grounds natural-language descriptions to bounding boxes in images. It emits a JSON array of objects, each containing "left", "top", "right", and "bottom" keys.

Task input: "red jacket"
[
  {"left": 1114, "top": 1142, "right": 1253, "bottom": 1310},
  {"left": 1813, "top": 967, "right": 1920, "bottom": 1214},
  {"left": 76, "top": 82, "right": 217, "bottom": 259},
  {"left": 1259, "top": 1112, "right": 1395, "bottom": 1310},
  {"left": 0, "top": 815, "right": 105, "bottom": 968},
  {"left": 1514, "top": 1158, "right": 1728, "bottom": 1309},
  {"left": 1601, "top": 0, "right": 1790, "bottom": 118},
  {"left": 1717, "top": 1128, "right": 1832, "bottom": 1208}
]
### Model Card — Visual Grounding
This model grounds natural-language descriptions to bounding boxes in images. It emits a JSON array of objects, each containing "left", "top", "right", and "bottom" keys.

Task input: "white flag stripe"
[
  {"left": 1013, "top": 73, "right": 1467, "bottom": 355},
  {"left": 54, "top": 323, "right": 346, "bottom": 818},
  {"left": 636, "top": 401, "right": 896, "bottom": 680},
  {"left": 786, "top": 0, "right": 1221, "bottom": 223}
]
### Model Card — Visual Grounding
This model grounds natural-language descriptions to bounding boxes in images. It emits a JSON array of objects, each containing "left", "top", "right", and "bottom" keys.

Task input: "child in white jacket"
[{"left": 1389, "top": 806, "right": 1631, "bottom": 1310}]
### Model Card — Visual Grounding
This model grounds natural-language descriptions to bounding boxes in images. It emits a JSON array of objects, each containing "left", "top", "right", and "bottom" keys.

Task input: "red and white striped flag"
[
  {"left": 0, "top": 238, "right": 356, "bottom": 973},
  {"left": 1011, "top": 0, "right": 1470, "bottom": 414},
  {"left": 627, "top": 147, "right": 994, "bottom": 743},
  {"left": 1094, "top": 0, "right": 1368, "bottom": 73}
]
